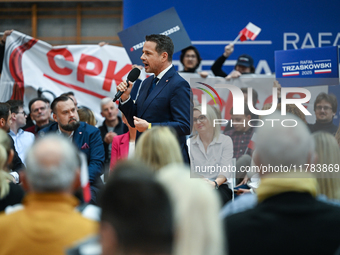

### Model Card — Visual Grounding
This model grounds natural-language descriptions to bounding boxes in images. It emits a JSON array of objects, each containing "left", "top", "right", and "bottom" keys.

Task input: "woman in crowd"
[
  {"left": 110, "top": 114, "right": 136, "bottom": 171},
  {"left": 158, "top": 163, "right": 226, "bottom": 255},
  {"left": 313, "top": 131, "right": 340, "bottom": 201},
  {"left": 0, "top": 129, "right": 24, "bottom": 211},
  {"left": 77, "top": 107, "right": 96, "bottom": 126},
  {"left": 190, "top": 105, "right": 233, "bottom": 204},
  {"left": 134, "top": 126, "right": 183, "bottom": 171}
]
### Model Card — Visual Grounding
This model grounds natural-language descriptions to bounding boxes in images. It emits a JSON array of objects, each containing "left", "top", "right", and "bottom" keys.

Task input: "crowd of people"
[{"left": 0, "top": 30, "right": 340, "bottom": 255}]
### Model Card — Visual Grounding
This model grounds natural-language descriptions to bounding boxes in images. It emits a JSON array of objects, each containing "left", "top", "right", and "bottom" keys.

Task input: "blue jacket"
[
  {"left": 119, "top": 65, "right": 192, "bottom": 163},
  {"left": 39, "top": 122, "right": 105, "bottom": 184}
]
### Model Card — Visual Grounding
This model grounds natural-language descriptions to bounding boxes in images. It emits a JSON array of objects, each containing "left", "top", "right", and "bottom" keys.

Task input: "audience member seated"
[
  {"left": 0, "top": 102, "right": 25, "bottom": 182},
  {"left": 190, "top": 105, "right": 233, "bottom": 205},
  {"left": 25, "top": 97, "right": 53, "bottom": 135},
  {"left": 110, "top": 114, "right": 136, "bottom": 171},
  {"left": 39, "top": 96, "right": 105, "bottom": 205},
  {"left": 313, "top": 131, "right": 340, "bottom": 202},
  {"left": 99, "top": 160, "right": 173, "bottom": 255},
  {"left": 211, "top": 43, "right": 255, "bottom": 79},
  {"left": 0, "top": 134, "right": 98, "bottom": 254},
  {"left": 308, "top": 92, "right": 338, "bottom": 135},
  {"left": 134, "top": 126, "right": 183, "bottom": 171},
  {"left": 223, "top": 87, "right": 258, "bottom": 133},
  {"left": 158, "top": 163, "right": 226, "bottom": 255},
  {"left": 0, "top": 129, "right": 24, "bottom": 212},
  {"left": 224, "top": 104, "right": 254, "bottom": 160},
  {"left": 61, "top": 91, "right": 78, "bottom": 109},
  {"left": 225, "top": 112, "right": 340, "bottom": 255},
  {"left": 7, "top": 100, "right": 35, "bottom": 165},
  {"left": 179, "top": 46, "right": 208, "bottom": 78},
  {"left": 99, "top": 98, "right": 125, "bottom": 172},
  {"left": 78, "top": 106, "right": 97, "bottom": 126}
]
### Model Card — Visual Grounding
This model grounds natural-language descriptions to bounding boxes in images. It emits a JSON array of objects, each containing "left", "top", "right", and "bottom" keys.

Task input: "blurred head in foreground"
[
  {"left": 100, "top": 160, "right": 173, "bottom": 255},
  {"left": 254, "top": 111, "right": 315, "bottom": 173},
  {"left": 134, "top": 126, "right": 183, "bottom": 171},
  {"left": 157, "top": 163, "right": 225, "bottom": 255},
  {"left": 313, "top": 131, "right": 340, "bottom": 200}
]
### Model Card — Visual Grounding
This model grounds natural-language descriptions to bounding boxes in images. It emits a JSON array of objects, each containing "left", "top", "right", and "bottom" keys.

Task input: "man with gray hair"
[
  {"left": 0, "top": 134, "right": 98, "bottom": 254},
  {"left": 99, "top": 97, "right": 125, "bottom": 173},
  {"left": 225, "top": 112, "right": 340, "bottom": 255}
]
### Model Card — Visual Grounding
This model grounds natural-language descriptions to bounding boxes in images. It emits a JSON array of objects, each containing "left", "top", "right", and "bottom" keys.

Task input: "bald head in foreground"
[
  {"left": 226, "top": 112, "right": 340, "bottom": 255},
  {"left": 0, "top": 135, "right": 97, "bottom": 255}
]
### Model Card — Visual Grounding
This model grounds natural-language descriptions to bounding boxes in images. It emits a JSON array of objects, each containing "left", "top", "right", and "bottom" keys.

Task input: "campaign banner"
[
  {"left": 275, "top": 46, "right": 340, "bottom": 87},
  {"left": 0, "top": 31, "right": 133, "bottom": 124},
  {"left": 118, "top": 7, "right": 191, "bottom": 66}
]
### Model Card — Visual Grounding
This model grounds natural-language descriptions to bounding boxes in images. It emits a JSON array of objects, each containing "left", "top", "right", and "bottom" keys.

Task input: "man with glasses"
[
  {"left": 7, "top": 100, "right": 35, "bottom": 165},
  {"left": 308, "top": 92, "right": 338, "bottom": 135},
  {"left": 25, "top": 98, "right": 53, "bottom": 135}
]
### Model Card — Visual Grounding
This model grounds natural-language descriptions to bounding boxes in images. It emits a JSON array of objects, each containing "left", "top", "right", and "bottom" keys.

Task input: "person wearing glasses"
[
  {"left": 308, "top": 92, "right": 338, "bottom": 135},
  {"left": 189, "top": 105, "right": 234, "bottom": 205},
  {"left": 25, "top": 98, "right": 53, "bottom": 135},
  {"left": 6, "top": 100, "right": 35, "bottom": 165},
  {"left": 179, "top": 46, "right": 209, "bottom": 78}
]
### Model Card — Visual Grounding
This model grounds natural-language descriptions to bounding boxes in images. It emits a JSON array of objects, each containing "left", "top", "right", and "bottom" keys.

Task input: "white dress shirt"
[
  {"left": 9, "top": 129, "right": 35, "bottom": 165},
  {"left": 190, "top": 134, "right": 234, "bottom": 181}
]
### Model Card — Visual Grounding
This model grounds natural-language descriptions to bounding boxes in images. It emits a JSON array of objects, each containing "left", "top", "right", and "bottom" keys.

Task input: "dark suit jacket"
[
  {"left": 226, "top": 192, "right": 340, "bottom": 255},
  {"left": 119, "top": 65, "right": 192, "bottom": 163},
  {"left": 8, "top": 135, "right": 25, "bottom": 173},
  {"left": 110, "top": 131, "right": 130, "bottom": 171},
  {"left": 40, "top": 122, "right": 105, "bottom": 184},
  {"left": 98, "top": 116, "right": 125, "bottom": 165}
]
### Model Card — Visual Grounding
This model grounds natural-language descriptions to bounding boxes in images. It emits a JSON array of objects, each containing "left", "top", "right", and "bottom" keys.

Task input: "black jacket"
[{"left": 226, "top": 192, "right": 340, "bottom": 255}]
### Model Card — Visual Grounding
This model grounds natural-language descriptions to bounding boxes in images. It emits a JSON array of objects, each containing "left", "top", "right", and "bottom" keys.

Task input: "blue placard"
[
  {"left": 118, "top": 7, "right": 192, "bottom": 66},
  {"left": 275, "top": 46, "right": 339, "bottom": 87}
]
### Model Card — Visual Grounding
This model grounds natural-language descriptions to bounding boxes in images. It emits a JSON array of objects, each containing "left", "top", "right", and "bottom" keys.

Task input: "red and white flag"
[
  {"left": 79, "top": 152, "right": 91, "bottom": 203},
  {"left": 239, "top": 22, "right": 261, "bottom": 42}
]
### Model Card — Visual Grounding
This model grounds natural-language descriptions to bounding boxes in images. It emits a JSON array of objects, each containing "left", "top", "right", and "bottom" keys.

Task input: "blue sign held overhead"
[
  {"left": 275, "top": 46, "right": 339, "bottom": 87},
  {"left": 118, "top": 7, "right": 192, "bottom": 66}
]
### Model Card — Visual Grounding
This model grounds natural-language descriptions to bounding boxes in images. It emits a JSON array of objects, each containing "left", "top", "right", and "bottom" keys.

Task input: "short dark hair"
[
  {"left": 145, "top": 34, "right": 174, "bottom": 62},
  {"left": 230, "top": 103, "right": 251, "bottom": 117},
  {"left": 241, "top": 87, "right": 258, "bottom": 107},
  {"left": 60, "top": 91, "right": 75, "bottom": 97},
  {"left": 314, "top": 92, "right": 338, "bottom": 113},
  {"left": 0, "top": 103, "right": 10, "bottom": 120},
  {"left": 51, "top": 96, "right": 73, "bottom": 113},
  {"left": 100, "top": 160, "right": 173, "bottom": 254},
  {"left": 28, "top": 97, "right": 50, "bottom": 112},
  {"left": 6, "top": 100, "right": 23, "bottom": 114},
  {"left": 180, "top": 46, "right": 202, "bottom": 71}
]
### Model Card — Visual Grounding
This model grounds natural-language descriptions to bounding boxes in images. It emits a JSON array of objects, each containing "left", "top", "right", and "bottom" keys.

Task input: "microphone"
[{"left": 113, "top": 67, "right": 141, "bottom": 101}]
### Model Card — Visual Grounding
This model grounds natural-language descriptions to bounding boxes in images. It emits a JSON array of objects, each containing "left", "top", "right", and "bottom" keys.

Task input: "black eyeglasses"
[
  {"left": 315, "top": 105, "right": 332, "bottom": 111},
  {"left": 193, "top": 115, "right": 207, "bottom": 123}
]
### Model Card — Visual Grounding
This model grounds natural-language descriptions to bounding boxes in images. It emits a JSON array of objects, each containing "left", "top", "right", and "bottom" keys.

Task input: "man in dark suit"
[
  {"left": 39, "top": 96, "right": 105, "bottom": 204},
  {"left": 117, "top": 34, "right": 192, "bottom": 163}
]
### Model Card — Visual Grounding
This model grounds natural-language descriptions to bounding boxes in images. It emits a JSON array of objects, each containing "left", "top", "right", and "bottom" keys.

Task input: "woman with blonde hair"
[
  {"left": 77, "top": 107, "right": 96, "bottom": 126},
  {"left": 158, "top": 163, "right": 226, "bottom": 255},
  {"left": 313, "top": 131, "right": 340, "bottom": 200},
  {"left": 190, "top": 105, "right": 233, "bottom": 204},
  {"left": 134, "top": 126, "right": 183, "bottom": 171},
  {"left": 0, "top": 129, "right": 24, "bottom": 211}
]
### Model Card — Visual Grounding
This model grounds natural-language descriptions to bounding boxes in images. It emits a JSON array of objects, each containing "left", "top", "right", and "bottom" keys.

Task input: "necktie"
[{"left": 147, "top": 77, "right": 159, "bottom": 97}]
